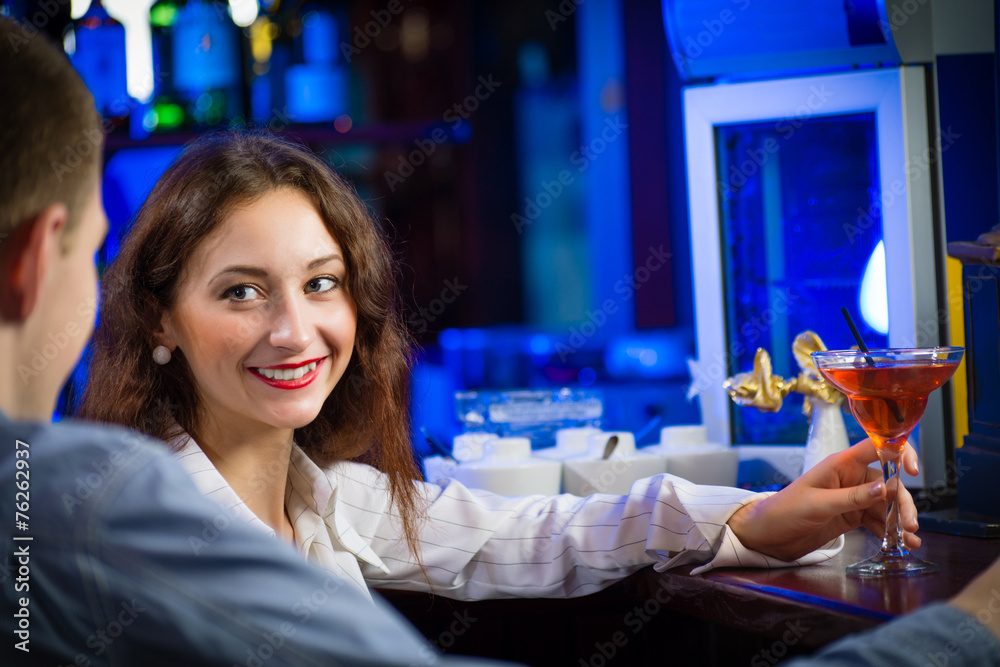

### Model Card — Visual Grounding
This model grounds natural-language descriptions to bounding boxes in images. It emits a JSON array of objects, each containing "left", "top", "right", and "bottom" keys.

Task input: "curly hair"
[{"left": 79, "top": 131, "right": 424, "bottom": 558}]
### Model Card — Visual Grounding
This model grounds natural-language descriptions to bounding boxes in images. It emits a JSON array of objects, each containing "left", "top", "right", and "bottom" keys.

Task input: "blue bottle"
[{"left": 71, "top": 0, "right": 130, "bottom": 119}]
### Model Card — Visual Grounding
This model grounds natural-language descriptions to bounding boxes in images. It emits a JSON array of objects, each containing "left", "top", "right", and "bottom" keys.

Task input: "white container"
[
  {"left": 422, "top": 455, "right": 459, "bottom": 486},
  {"left": 561, "top": 431, "right": 668, "bottom": 496},
  {"left": 535, "top": 427, "right": 602, "bottom": 460},
  {"left": 801, "top": 396, "right": 850, "bottom": 474},
  {"left": 643, "top": 425, "right": 739, "bottom": 487},
  {"left": 452, "top": 431, "right": 500, "bottom": 462},
  {"left": 449, "top": 437, "right": 562, "bottom": 496}
]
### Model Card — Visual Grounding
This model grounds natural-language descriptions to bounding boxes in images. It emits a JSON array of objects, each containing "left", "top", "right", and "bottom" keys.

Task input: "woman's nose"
[{"left": 268, "top": 293, "right": 313, "bottom": 352}]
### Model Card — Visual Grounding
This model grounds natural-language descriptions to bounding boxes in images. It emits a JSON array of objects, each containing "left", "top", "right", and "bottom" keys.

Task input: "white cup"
[{"left": 450, "top": 437, "right": 562, "bottom": 496}]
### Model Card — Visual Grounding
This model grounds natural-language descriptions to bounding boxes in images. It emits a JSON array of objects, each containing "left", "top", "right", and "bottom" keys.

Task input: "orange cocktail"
[
  {"left": 820, "top": 360, "right": 958, "bottom": 452},
  {"left": 812, "top": 347, "right": 963, "bottom": 577}
]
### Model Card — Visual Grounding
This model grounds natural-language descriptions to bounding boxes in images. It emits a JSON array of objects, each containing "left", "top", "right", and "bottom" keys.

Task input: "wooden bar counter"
[{"left": 379, "top": 529, "right": 1000, "bottom": 666}]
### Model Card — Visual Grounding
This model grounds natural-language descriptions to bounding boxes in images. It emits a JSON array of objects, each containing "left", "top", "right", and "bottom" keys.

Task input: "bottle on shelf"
[
  {"left": 70, "top": 0, "right": 131, "bottom": 123},
  {"left": 146, "top": 0, "right": 186, "bottom": 133},
  {"left": 171, "top": 0, "right": 242, "bottom": 127}
]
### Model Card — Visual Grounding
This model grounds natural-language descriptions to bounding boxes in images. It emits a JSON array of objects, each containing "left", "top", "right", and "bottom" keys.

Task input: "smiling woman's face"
[{"left": 157, "top": 187, "right": 357, "bottom": 436}]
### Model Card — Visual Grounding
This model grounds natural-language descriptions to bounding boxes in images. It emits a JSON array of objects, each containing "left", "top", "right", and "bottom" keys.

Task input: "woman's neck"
[{"left": 196, "top": 418, "right": 296, "bottom": 543}]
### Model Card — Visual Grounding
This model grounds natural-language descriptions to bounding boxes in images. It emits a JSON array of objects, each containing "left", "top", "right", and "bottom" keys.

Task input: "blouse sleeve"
[{"left": 355, "top": 471, "right": 843, "bottom": 600}]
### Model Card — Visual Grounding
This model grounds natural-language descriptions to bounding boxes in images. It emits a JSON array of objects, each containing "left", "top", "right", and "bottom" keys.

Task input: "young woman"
[{"left": 80, "top": 131, "right": 921, "bottom": 601}]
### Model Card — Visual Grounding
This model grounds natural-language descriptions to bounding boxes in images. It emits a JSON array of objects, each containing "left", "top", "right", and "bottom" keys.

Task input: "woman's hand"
[{"left": 726, "top": 438, "right": 920, "bottom": 562}]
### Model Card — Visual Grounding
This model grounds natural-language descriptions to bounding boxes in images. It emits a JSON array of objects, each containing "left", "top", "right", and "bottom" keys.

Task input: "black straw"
[
  {"left": 840, "top": 307, "right": 876, "bottom": 367},
  {"left": 840, "top": 307, "right": 903, "bottom": 424},
  {"left": 420, "top": 426, "right": 454, "bottom": 460}
]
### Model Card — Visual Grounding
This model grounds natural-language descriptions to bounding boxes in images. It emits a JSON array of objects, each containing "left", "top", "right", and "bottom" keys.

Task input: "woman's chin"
[{"left": 260, "top": 409, "right": 323, "bottom": 432}]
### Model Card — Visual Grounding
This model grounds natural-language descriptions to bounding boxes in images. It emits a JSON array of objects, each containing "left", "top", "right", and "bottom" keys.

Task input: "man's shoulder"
[
  {"left": 0, "top": 416, "right": 164, "bottom": 467},
  {"left": 0, "top": 416, "right": 174, "bottom": 524}
]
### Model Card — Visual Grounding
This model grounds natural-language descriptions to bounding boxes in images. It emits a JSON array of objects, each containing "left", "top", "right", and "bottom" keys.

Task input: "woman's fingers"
[
  {"left": 862, "top": 511, "right": 886, "bottom": 539},
  {"left": 861, "top": 501, "right": 922, "bottom": 548},
  {"left": 897, "top": 483, "right": 920, "bottom": 532},
  {"left": 902, "top": 442, "right": 920, "bottom": 477},
  {"left": 812, "top": 480, "right": 886, "bottom": 519}
]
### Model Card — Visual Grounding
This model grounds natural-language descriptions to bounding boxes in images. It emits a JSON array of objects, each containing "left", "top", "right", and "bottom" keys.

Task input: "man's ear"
[{"left": 0, "top": 204, "right": 68, "bottom": 323}]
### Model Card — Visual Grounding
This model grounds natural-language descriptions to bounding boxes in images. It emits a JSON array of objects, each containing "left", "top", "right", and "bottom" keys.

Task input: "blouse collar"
[{"left": 170, "top": 430, "right": 390, "bottom": 589}]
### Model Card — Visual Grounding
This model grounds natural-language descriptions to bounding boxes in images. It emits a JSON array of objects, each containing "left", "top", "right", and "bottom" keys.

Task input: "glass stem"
[{"left": 879, "top": 455, "right": 906, "bottom": 556}]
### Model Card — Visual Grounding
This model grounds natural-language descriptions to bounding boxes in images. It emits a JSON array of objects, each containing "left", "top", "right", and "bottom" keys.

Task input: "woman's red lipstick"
[{"left": 248, "top": 357, "right": 325, "bottom": 390}]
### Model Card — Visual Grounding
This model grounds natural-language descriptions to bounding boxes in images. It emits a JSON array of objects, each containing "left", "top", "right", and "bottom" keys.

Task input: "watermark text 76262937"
[{"left": 12, "top": 438, "right": 32, "bottom": 653}]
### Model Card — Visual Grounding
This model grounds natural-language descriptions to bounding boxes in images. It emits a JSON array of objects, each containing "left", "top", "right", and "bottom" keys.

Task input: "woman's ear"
[{"left": 154, "top": 310, "right": 178, "bottom": 350}]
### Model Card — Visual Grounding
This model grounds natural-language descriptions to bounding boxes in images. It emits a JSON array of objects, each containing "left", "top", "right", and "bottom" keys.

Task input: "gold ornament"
[{"left": 723, "top": 331, "right": 844, "bottom": 418}]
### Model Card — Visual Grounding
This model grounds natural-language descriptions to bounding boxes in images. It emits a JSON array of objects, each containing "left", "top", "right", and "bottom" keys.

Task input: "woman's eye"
[
  {"left": 224, "top": 284, "right": 262, "bottom": 301},
  {"left": 305, "top": 276, "right": 339, "bottom": 294}
]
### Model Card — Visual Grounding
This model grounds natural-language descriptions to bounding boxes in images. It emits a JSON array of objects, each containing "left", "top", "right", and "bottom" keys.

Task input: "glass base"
[{"left": 846, "top": 551, "right": 939, "bottom": 577}]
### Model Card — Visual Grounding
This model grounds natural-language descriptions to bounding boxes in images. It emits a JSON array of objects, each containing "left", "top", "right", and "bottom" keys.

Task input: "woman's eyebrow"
[
  {"left": 307, "top": 253, "right": 343, "bottom": 270},
  {"left": 211, "top": 265, "right": 267, "bottom": 282},
  {"left": 210, "top": 255, "right": 344, "bottom": 283}
]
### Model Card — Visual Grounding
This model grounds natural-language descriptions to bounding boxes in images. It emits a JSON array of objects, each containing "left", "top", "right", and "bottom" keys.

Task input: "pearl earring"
[{"left": 152, "top": 345, "right": 172, "bottom": 365}]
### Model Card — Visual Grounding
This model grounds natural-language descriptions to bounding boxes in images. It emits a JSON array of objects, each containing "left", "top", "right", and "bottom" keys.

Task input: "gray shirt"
[
  {"left": 2, "top": 409, "right": 998, "bottom": 666},
  {"left": 0, "top": 410, "right": 509, "bottom": 666}
]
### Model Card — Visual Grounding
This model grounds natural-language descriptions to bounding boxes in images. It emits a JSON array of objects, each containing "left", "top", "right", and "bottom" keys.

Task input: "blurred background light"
[
  {"left": 71, "top": 0, "right": 90, "bottom": 20},
  {"left": 105, "top": 0, "right": 155, "bottom": 102},
  {"left": 860, "top": 240, "right": 889, "bottom": 335},
  {"left": 229, "top": 0, "right": 259, "bottom": 28}
]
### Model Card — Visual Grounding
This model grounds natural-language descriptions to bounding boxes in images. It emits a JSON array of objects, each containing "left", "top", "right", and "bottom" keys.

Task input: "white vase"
[{"left": 801, "top": 395, "right": 850, "bottom": 475}]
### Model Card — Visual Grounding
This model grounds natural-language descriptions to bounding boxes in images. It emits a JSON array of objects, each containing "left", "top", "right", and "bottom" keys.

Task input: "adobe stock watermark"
[
  {"left": 339, "top": 0, "right": 412, "bottom": 63},
  {"left": 716, "top": 84, "right": 835, "bottom": 201},
  {"left": 59, "top": 396, "right": 177, "bottom": 514},
  {"left": 407, "top": 277, "right": 467, "bottom": 335},
  {"left": 896, "top": 306, "right": 955, "bottom": 351},
  {"left": 545, "top": 0, "right": 583, "bottom": 30},
  {"left": 80, "top": 599, "right": 147, "bottom": 660},
  {"left": 576, "top": 453, "right": 638, "bottom": 496},
  {"left": 292, "top": 574, "right": 345, "bottom": 625},
  {"left": 555, "top": 245, "right": 671, "bottom": 361},
  {"left": 17, "top": 295, "right": 97, "bottom": 386},
  {"left": 894, "top": 255, "right": 994, "bottom": 350},
  {"left": 512, "top": 114, "right": 628, "bottom": 234},
  {"left": 750, "top": 620, "right": 810, "bottom": 666},
  {"left": 249, "top": 455, "right": 290, "bottom": 496},
  {"left": 3, "top": 0, "right": 70, "bottom": 54},
  {"left": 429, "top": 610, "right": 477, "bottom": 653},
  {"left": 385, "top": 75, "right": 502, "bottom": 192},
  {"left": 188, "top": 509, "right": 236, "bottom": 556},
  {"left": 685, "top": 287, "right": 803, "bottom": 399},
  {"left": 923, "top": 589, "right": 1000, "bottom": 667},
  {"left": 49, "top": 67, "right": 167, "bottom": 183},
  {"left": 578, "top": 576, "right": 675, "bottom": 667},
  {"left": 879, "top": 0, "right": 931, "bottom": 39},
  {"left": 239, "top": 622, "right": 301, "bottom": 667},
  {"left": 844, "top": 126, "right": 960, "bottom": 244},
  {"left": 344, "top": 364, "right": 374, "bottom": 398},
  {"left": 915, "top": 458, "right": 971, "bottom": 513},
  {"left": 51, "top": 81, "right": 290, "bottom": 184},
  {"left": 236, "top": 106, "right": 294, "bottom": 135},
  {"left": 669, "top": 0, "right": 751, "bottom": 71},
  {"left": 58, "top": 429, "right": 153, "bottom": 515}
]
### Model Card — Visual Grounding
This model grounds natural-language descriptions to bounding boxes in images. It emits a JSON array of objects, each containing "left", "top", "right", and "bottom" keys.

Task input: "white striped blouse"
[{"left": 173, "top": 433, "right": 843, "bottom": 603}]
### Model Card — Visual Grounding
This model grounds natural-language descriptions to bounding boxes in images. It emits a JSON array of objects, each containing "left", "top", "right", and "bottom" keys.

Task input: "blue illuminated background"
[{"left": 37, "top": 1, "right": 999, "bottom": 474}]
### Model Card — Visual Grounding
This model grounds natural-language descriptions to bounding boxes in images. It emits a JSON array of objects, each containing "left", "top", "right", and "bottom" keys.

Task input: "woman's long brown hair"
[{"left": 79, "top": 131, "right": 424, "bottom": 559}]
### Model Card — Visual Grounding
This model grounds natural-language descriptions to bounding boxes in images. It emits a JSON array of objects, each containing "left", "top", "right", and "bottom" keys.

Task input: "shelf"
[{"left": 104, "top": 119, "right": 462, "bottom": 152}]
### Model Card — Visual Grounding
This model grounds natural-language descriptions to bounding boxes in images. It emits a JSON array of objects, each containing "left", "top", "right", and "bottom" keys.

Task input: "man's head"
[{"left": 0, "top": 17, "right": 107, "bottom": 419}]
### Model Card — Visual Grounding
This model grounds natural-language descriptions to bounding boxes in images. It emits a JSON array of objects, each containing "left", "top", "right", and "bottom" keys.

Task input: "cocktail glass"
[{"left": 811, "top": 347, "right": 964, "bottom": 577}]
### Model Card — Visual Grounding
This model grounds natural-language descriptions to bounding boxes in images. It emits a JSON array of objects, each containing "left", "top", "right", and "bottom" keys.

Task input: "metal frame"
[{"left": 683, "top": 66, "right": 948, "bottom": 487}]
